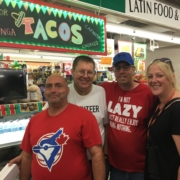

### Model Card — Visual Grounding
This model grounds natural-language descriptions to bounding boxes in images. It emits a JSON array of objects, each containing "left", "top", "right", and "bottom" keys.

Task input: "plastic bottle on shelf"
[
  {"left": 18, "top": 61, "right": 23, "bottom": 69},
  {"left": 102, "top": 72, "right": 108, "bottom": 81},
  {"left": 0, "top": 122, "right": 4, "bottom": 144},
  {"left": 22, "top": 61, "right": 27, "bottom": 73}
]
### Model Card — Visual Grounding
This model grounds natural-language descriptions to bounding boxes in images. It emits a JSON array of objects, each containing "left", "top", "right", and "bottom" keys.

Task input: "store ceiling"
[
  {"left": 161, "top": 0, "right": 180, "bottom": 7},
  {"left": 105, "top": 14, "right": 180, "bottom": 49}
]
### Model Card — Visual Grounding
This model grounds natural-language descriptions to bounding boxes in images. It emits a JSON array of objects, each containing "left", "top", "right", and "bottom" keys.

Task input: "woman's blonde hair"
[{"left": 146, "top": 58, "right": 179, "bottom": 91}]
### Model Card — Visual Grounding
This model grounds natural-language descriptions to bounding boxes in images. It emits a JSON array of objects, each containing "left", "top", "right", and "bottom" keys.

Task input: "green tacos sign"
[{"left": 0, "top": 0, "right": 106, "bottom": 55}]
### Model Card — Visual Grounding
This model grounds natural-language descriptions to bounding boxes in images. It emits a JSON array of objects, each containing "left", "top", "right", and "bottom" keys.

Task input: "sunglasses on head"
[
  {"left": 153, "top": 58, "right": 171, "bottom": 63},
  {"left": 152, "top": 58, "right": 174, "bottom": 72}
]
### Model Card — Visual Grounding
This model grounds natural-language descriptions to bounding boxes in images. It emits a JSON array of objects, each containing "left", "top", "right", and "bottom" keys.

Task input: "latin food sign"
[
  {"left": 0, "top": 0, "right": 106, "bottom": 55},
  {"left": 126, "top": 0, "right": 180, "bottom": 30}
]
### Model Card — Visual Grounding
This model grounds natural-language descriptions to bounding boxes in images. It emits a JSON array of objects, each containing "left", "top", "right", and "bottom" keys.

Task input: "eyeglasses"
[
  {"left": 152, "top": 58, "right": 174, "bottom": 72},
  {"left": 113, "top": 65, "right": 132, "bottom": 72},
  {"left": 75, "top": 70, "right": 95, "bottom": 77}
]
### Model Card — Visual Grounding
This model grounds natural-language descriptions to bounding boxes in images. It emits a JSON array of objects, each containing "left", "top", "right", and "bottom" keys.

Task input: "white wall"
[{"left": 146, "top": 46, "right": 180, "bottom": 85}]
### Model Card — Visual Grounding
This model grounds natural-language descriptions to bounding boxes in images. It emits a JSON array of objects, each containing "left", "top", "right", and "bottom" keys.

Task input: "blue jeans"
[{"left": 110, "top": 166, "right": 144, "bottom": 180}]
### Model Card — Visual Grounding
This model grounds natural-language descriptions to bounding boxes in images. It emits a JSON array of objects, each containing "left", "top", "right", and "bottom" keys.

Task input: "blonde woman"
[{"left": 145, "top": 58, "right": 180, "bottom": 180}]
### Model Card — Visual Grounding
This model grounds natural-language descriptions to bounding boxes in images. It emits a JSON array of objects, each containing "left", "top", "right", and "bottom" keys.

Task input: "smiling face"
[
  {"left": 71, "top": 60, "right": 95, "bottom": 94},
  {"left": 114, "top": 61, "right": 135, "bottom": 86},
  {"left": 147, "top": 64, "right": 172, "bottom": 97},
  {"left": 44, "top": 75, "right": 69, "bottom": 106}
]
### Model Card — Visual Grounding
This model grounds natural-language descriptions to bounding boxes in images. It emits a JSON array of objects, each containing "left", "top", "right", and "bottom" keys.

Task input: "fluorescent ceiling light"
[
  {"left": 3, "top": 53, "right": 41, "bottom": 58},
  {"left": 0, "top": 49, "right": 19, "bottom": 53},
  {"left": 106, "top": 23, "right": 135, "bottom": 36},
  {"left": 2, "top": 53, "right": 74, "bottom": 61},
  {"left": 36, "top": 52, "right": 77, "bottom": 58},
  {"left": 106, "top": 23, "right": 180, "bottom": 44},
  {"left": 42, "top": 56, "right": 73, "bottom": 61}
]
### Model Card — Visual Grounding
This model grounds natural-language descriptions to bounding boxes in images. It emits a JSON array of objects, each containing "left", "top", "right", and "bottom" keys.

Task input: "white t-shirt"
[{"left": 68, "top": 83, "right": 108, "bottom": 143}]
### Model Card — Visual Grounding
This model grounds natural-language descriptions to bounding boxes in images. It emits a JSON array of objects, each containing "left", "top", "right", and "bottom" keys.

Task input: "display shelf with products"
[
  {"left": 0, "top": 102, "right": 46, "bottom": 116},
  {"left": 0, "top": 112, "right": 34, "bottom": 149},
  {"left": 0, "top": 58, "right": 75, "bottom": 85},
  {"left": 0, "top": 102, "right": 46, "bottom": 149},
  {"left": 133, "top": 73, "right": 147, "bottom": 83},
  {"left": 0, "top": 113, "right": 30, "bottom": 180},
  {"left": 96, "top": 68, "right": 115, "bottom": 83}
]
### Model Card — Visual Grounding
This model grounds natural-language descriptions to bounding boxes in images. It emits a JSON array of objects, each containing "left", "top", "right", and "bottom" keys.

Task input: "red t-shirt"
[
  {"left": 21, "top": 103, "right": 102, "bottom": 180},
  {"left": 101, "top": 82, "right": 154, "bottom": 172}
]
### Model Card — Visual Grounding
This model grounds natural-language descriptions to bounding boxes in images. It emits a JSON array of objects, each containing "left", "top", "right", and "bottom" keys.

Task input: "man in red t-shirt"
[
  {"left": 101, "top": 52, "right": 154, "bottom": 180},
  {"left": 19, "top": 75, "right": 105, "bottom": 180}
]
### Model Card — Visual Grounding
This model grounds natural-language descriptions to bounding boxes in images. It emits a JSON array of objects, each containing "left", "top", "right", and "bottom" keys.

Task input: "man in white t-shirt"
[{"left": 43, "top": 55, "right": 108, "bottom": 148}]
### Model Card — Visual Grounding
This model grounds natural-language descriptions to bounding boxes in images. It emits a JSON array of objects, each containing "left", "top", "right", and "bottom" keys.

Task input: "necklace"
[
  {"left": 158, "top": 90, "right": 175, "bottom": 110},
  {"left": 148, "top": 90, "right": 175, "bottom": 129}
]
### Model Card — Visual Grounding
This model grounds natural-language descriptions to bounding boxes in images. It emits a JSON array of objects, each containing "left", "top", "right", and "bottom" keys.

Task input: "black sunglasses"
[{"left": 152, "top": 58, "right": 174, "bottom": 72}]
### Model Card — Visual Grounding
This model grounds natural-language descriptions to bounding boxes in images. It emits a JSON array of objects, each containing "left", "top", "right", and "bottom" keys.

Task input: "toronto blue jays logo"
[{"left": 32, "top": 128, "right": 69, "bottom": 171}]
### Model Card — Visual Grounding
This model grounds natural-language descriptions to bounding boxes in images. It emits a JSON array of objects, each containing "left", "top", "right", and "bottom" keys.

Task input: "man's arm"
[
  {"left": 172, "top": 135, "right": 180, "bottom": 180},
  {"left": 88, "top": 145, "right": 106, "bottom": 180},
  {"left": 20, "top": 151, "right": 32, "bottom": 180}
]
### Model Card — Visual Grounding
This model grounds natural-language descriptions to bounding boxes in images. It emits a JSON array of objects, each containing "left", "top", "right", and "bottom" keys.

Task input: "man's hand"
[{"left": 8, "top": 152, "right": 23, "bottom": 169}]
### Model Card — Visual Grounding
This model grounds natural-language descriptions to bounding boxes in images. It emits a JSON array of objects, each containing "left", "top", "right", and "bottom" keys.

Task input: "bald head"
[
  {"left": 44, "top": 74, "right": 69, "bottom": 107},
  {"left": 46, "top": 74, "right": 67, "bottom": 86}
]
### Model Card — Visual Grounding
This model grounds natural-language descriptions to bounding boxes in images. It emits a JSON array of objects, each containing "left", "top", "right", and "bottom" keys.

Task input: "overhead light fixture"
[
  {"left": 2, "top": 52, "right": 101, "bottom": 62},
  {"left": 2, "top": 53, "right": 75, "bottom": 61},
  {"left": 106, "top": 23, "right": 180, "bottom": 44},
  {"left": 42, "top": 56, "right": 74, "bottom": 61},
  {"left": 3, "top": 53, "right": 41, "bottom": 59},
  {"left": 36, "top": 51, "right": 77, "bottom": 58},
  {"left": 106, "top": 23, "right": 135, "bottom": 36}
]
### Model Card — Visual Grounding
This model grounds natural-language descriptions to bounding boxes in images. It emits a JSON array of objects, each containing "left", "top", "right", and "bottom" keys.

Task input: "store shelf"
[
  {"left": 0, "top": 102, "right": 45, "bottom": 117},
  {"left": 0, "top": 141, "right": 21, "bottom": 149},
  {"left": 0, "top": 103, "right": 44, "bottom": 149},
  {"left": 96, "top": 80, "right": 113, "bottom": 84},
  {"left": 97, "top": 70, "right": 107, "bottom": 72},
  {"left": 0, "top": 124, "right": 28, "bottom": 149}
]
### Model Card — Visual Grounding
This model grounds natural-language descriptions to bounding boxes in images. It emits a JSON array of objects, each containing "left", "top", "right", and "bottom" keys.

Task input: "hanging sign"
[
  {"left": 0, "top": 0, "right": 106, "bottom": 55},
  {"left": 133, "top": 43, "right": 147, "bottom": 72},
  {"left": 134, "top": 43, "right": 147, "bottom": 60},
  {"left": 118, "top": 41, "right": 132, "bottom": 55},
  {"left": 100, "top": 57, "right": 112, "bottom": 65},
  {"left": 100, "top": 39, "right": 114, "bottom": 65},
  {"left": 106, "top": 39, "right": 114, "bottom": 57}
]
